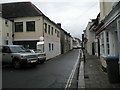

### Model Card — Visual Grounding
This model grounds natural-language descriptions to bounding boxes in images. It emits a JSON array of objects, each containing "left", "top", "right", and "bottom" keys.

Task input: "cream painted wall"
[
  {"left": 99, "top": 2, "right": 113, "bottom": 22},
  {"left": 12, "top": 16, "right": 61, "bottom": 60},
  {"left": 13, "top": 16, "right": 43, "bottom": 40},
  {"left": 85, "top": 22, "right": 95, "bottom": 55},
  {"left": 0, "top": 17, "right": 13, "bottom": 45}
]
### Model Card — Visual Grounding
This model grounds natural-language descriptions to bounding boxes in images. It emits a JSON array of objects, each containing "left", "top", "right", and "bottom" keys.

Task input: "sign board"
[{"left": 39, "top": 36, "right": 44, "bottom": 41}]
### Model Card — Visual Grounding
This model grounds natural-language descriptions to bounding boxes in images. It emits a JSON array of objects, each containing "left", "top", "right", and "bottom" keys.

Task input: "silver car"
[{"left": 1, "top": 45, "right": 38, "bottom": 69}]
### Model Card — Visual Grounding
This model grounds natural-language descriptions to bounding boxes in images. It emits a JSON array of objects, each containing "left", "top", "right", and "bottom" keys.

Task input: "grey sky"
[{"left": 0, "top": 0, "right": 100, "bottom": 39}]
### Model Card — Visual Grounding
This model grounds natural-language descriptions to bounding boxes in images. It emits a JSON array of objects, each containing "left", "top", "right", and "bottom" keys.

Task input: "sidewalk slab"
[
  {"left": 78, "top": 60, "right": 85, "bottom": 88},
  {"left": 84, "top": 53, "right": 120, "bottom": 88}
]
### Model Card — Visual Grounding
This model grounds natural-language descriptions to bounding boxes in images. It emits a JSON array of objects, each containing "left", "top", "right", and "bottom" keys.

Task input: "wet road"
[{"left": 2, "top": 49, "right": 81, "bottom": 89}]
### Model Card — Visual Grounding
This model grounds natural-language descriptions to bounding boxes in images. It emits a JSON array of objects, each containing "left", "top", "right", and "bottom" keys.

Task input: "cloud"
[
  {"left": 34, "top": 1, "right": 99, "bottom": 38},
  {"left": 0, "top": 0, "right": 100, "bottom": 39}
]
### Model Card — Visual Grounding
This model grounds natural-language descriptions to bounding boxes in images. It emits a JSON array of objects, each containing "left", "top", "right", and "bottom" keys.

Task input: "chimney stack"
[{"left": 57, "top": 23, "right": 61, "bottom": 28}]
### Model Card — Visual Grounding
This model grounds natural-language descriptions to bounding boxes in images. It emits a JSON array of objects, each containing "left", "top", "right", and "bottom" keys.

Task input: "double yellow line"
[{"left": 65, "top": 50, "right": 80, "bottom": 90}]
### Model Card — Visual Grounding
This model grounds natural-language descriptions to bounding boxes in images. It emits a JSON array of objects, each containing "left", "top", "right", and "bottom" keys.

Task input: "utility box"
[{"left": 105, "top": 56, "right": 120, "bottom": 83}]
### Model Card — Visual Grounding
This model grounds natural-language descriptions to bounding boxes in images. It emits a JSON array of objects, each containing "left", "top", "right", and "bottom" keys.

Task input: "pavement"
[{"left": 78, "top": 52, "right": 120, "bottom": 88}]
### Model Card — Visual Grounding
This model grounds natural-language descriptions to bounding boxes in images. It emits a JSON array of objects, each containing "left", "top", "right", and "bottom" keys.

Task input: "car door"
[{"left": 2, "top": 46, "right": 12, "bottom": 63}]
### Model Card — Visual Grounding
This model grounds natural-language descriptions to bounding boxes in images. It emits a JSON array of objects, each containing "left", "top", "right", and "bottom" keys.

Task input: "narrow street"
[{"left": 2, "top": 49, "right": 81, "bottom": 89}]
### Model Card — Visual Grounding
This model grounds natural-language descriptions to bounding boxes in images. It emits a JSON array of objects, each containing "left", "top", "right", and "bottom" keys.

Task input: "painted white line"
[{"left": 65, "top": 50, "right": 80, "bottom": 90}]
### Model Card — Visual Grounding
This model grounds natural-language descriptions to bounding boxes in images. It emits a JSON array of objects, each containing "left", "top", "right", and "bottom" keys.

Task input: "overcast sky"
[{"left": 0, "top": 0, "right": 100, "bottom": 39}]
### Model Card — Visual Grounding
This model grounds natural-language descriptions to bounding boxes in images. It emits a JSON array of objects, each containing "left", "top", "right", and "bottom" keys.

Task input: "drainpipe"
[
  {"left": 11, "top": 20, "right": 15, "bottom": 45},
  {"left": 117, "top": 19, "right": 120, "bottom": 74},
  {"left": 42, "top": 16, "right": 45, "bottom": 52}
]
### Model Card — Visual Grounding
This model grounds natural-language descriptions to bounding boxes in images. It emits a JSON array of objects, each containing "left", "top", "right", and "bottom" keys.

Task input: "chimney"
[{"left": 57, "top": 23, "right": 61, "bottom": 28}]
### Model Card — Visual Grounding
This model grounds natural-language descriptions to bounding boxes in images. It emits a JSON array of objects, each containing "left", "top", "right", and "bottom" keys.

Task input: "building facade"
[
  {"left": 0, "top": 17, "right": 13, "bottom": 45},
  {"left": 1, "top": 2, "right": 62, "bottom": 60},
  {"left": 84, "top": 20, "right": 95, "bottom": 55},
  {"left": 60, "top": 28, "right": 73, "bottom": 54},
  {"left": 95, "top": 1, "right": 120, "bottom": 73}
]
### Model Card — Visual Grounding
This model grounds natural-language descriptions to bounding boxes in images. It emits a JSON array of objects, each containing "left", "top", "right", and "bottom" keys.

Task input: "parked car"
[
  {"left": 26, "top": 49, "right": 46, "bottom": 64},
  {"left": 1, "top": 45, "right": 38, "bottom": 69},
  {"left": 73, "top": 46, "right": 78, "bottom": 49},
  {"left": 77, "top": 46, "right": 81, "bottom": 49}
]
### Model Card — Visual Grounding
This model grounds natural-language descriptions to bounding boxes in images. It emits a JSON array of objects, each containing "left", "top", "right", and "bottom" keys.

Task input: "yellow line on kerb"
[{"left": 64, "top": 49, "right": 80, "bottom": 90}]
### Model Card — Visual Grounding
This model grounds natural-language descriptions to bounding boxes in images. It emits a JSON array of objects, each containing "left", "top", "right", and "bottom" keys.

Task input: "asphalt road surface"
[{"left": 2, "top": 49, "right": 81, "bottom": 89}]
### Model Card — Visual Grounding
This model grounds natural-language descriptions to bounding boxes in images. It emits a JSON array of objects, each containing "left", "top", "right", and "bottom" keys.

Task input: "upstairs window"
[
  {"left": 15, "top": 22, "right": 23, "bottom": 32},
  {"left": 26, "top": 21, "right": 35, "bottom": 32},
  {"left": 44, "top": 23, "right": 47, "bottom": 33},
  {"left": 49, "top": 43, "right": 51, "bottom": 51},
  {"left": 52, "top": 43, "right": 54, "bottom": 50},
  {"left": 57, "top": 31, "right": 60, "bottom": 37},
  {"left": 48, "top": 25, "right": 51, "bottom": 34},
  {"left": 106, "top": 32, "right": 110, "bottom": 55},
  {"left": 55, "top": 29, "right": 57, "bottom": 33},
  {"left": 51, "top": 27, "right": 53, "bottom": 35}
]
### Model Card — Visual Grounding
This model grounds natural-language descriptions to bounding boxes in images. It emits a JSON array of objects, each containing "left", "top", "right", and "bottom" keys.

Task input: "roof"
[{"left": 1, "top": 2, "right": 43, "bottom": 19}]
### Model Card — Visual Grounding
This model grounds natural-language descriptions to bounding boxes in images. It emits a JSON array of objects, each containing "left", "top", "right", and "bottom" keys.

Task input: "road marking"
[{"left": 65, "top": 50, "right": 80, "bottom": 90}]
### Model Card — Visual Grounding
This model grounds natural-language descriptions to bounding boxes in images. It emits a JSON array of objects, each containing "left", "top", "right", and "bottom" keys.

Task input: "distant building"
[
  {"left": 73, "top": 38, "right": 81, "bottom": 48},
  {"left": 60, "top": 28, "right": 73, "bottom": 54},
  {"left": 84, "top": 20, "right": 95, "bottom": 55}
]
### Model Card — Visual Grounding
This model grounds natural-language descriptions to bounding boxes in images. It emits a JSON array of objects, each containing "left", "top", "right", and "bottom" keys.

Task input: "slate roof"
[{"left": 1, "top": 2, "right": 43, "bottom": 19}]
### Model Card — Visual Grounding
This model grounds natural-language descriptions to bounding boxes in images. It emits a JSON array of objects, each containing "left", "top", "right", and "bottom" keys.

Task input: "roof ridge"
[
  {"left": 29, "top": 2, "right": 43, "bottom": 15},
  {"left": 1, "top": 1, "right": 31, "bottom": 5}
]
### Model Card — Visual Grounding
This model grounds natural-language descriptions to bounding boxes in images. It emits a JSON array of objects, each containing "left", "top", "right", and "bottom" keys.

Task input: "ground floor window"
[{"left": 13, "top": 40, "right": 39, "bottom": 49}]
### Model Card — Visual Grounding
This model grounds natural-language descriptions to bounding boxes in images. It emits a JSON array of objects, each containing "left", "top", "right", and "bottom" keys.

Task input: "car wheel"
[{"left": 13, "top": 60, "right": 21, "bottom": 69}]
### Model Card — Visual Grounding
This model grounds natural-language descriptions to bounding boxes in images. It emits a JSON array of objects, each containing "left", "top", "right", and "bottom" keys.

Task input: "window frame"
[
  {"left": 15, "top": 22, "right": 23, "bottom": 32},
  {"left": 26, "top": 21, "right": 35, "bottom": 32}
]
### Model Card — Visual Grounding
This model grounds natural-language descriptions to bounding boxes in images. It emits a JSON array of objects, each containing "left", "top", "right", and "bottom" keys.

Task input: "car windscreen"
[
  {"left": 10, "top": 46, "right": 26, "bottom": 53},
  {"left": 34, "top": 49, "right": 42, "bottom": 53}
]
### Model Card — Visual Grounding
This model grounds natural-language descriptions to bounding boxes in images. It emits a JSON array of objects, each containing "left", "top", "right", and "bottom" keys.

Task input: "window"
[
  {"left": 106, "top": 32, "right": 110, "bottom": 55},
  {"left": 57, "top": 31, "right": 60, "bottom": 37},
  {"left": 2, "top": 46, "right": 11, "bottom": 53},
  {"left": 101, "top": 32, "right": 105, "bottom": 54},
  {"left": 44, "top": 23, "right": 47, "bottom": 33},
  {"left": 52, "top": 43, "right": 54, "bottom": 50},
  {"left": 51, "top": 27, "right": 53, "bottom": 35},
  {"left": 5, "top": 20, "right": 8, "bottom": 26},
  {"left": 49, "top": 43, "right": 51, "bottom": 51},
  {"left": 55, "top": 29, "right": 57, "bottom": 33},
  {"left": 26, "top": 21, "right": 35, "bottom": 31},
  {"left": 6, "top": 40, "right": 8, "bottom": 45},
  {"left": 15, "top": 22, "right": 23, "bottom": 32},
  {"left": 48, "top": 25, "right": 50, "bottom": 34}
]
